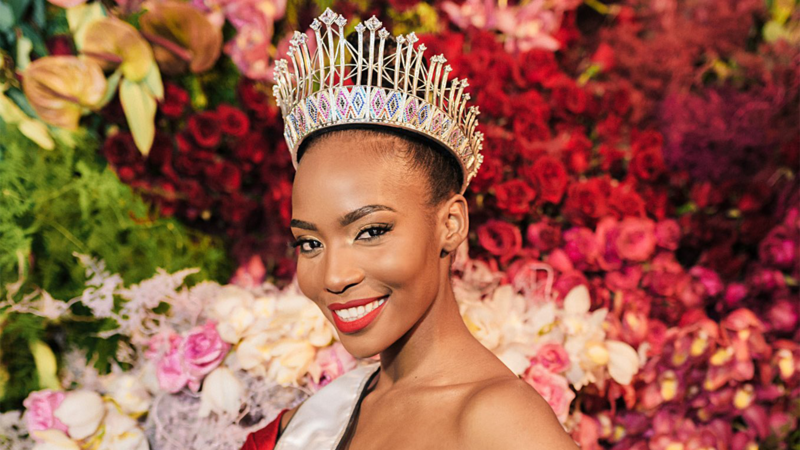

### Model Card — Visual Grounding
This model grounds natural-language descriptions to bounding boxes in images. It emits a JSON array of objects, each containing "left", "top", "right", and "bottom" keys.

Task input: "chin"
[{"left": 337, "top": 333, "right": 388, "bottom": 360}]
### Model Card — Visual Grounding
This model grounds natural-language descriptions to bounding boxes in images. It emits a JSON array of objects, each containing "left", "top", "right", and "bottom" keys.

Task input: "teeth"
[{"left": 334, "top": 298, "right": 386, "bottom": 322}]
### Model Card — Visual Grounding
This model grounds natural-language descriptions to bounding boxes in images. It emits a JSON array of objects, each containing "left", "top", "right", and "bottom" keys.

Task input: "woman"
[{"left": 242, "top": 9, "right": 579, "bottom": 450}]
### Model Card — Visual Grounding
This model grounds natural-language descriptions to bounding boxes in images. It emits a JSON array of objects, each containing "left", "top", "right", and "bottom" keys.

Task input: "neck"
[{"left": 375, "top": 276, "right": 481, "bottom": 389}]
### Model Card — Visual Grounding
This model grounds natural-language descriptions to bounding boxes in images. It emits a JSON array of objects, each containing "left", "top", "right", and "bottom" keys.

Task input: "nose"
[{"left": 323, "top": 245, "right": 365, "bottom": 294}]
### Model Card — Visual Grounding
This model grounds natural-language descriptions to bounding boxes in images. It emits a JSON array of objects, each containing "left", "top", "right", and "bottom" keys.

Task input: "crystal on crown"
[{"left": 272, "top": 8, "right": 484, "bottom": 193}]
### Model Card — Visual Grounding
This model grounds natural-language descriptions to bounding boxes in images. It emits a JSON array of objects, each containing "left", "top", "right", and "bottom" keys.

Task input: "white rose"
[
  {"left": 105, "top": 374, "right": 151, "bottom": 416},
  {"left": 198, "top": 367, "right": 244, "bottom": 418},
  {"left": 266, "top": 339, "right": 316, "bottom": 385},
  {"left": 30, "top": 430, "right": 79, "bottom": 450},
  {"left": 217, "top": 304, "right": 256, "bottom": 344},
  {"left": 97, "top": 405, "right": 148, "bottom": 450},
  {"left": 209, "top": 286, "right": 254, "bottom": 320},
  {"left": 236, "top": 332, "right": 271, "bottom": 372},
  {"left": 53, "top": 390, "right": 105, "bottom": 440}
]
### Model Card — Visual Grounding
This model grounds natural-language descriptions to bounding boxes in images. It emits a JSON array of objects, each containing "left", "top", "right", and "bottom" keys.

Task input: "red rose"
[
  {"left": 220, "top": 192, "right": 256, "bottom": 223},
  {"left": 238, "top": 79, "right": 278, "bottom": 121},
  {"left": 477, "top": 219, "right": 522, "bottom": 263},
  {"left": 631, "top": 130, "right": 663, "bottom": 154},
  {"left": 468, "top": 153, "right": 504, "bottom": 193},
  {"left": 235, "top": 132, "right": 268, "bottom": 165},
  {"left": 562, "top": 178, "right": 608, "bottom": 227},
  {"left": 528, "top": 155, "right": 568, "bottom": 204},
  {"left": 598, "top": 144, "right": 625, "bottom": 174},
  {"left": 590, "top": 43, "right": 615, "bottom": 72},
  {"left": 146, "top": 132, "right": 174, "bottom": 172},
  {"left": 596, "top": 116, "right": 623, "bottom": 144},
  {"left": 629, "top": 148, "right": 666, "bottom": 182},
  {"left": 494, "top": 179, "right": 536, "bottom": 218},
  {"left": 608, "top": 185, "right": 646, "bottom": 218},
  {"left": 552, "top": 77, "right": 588, "bottom": 115},
  {"left": 46, "top": 35, "right": 74, "bottom": 56},
  {"left": 476, "top": 80, "right": 510, "bottom": 117},
  {"left": 562, "top": 133, "right": 592, "bottom": 174},
  {"left": 160, "top": 83, "right": 190, "bottom": 118},
  {"left": 175, "top": 150, "right": 214, "bottom": 176},
  {"left": 217, "top": 104, "right": 250, "bottom": 137},
  {"left": 103, "top": 132, "right": 142, "bottom": 166},
  {"left": 205, "top": 160, "right": 242, "bottom": 193},
  {"left": 513, "top": 114, "right": 551, "bottom": 145},
  {"left": 516, "top": 50, "right": 559, "bottom": 86},
  {"left": 188, "top": 112, "right": 222, "bottom": 148}
]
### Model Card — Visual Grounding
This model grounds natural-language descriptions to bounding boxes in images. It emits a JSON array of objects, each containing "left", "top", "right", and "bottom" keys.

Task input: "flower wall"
[{"left": 0, "top": 0, "right": 798, "bottom": 449}]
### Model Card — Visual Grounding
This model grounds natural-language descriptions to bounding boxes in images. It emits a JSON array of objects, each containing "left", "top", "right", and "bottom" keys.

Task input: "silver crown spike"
[
  {"left": 393, "top": 35, "right": 405, "bottom": 89},
  {"left": 289, "top": 45, "right": 303, "bottom": 104},
  {"left": 299, "top": 33, "right": 314, "bottom": 99},
  {"left": 430, "top": 56, "right": 444, "bottom": 104},
  {"left": 377, "top": 28, "right": 389, "bottom": 87},
  {"left": 425, "top": 55, "right": 442, "bottom": 103},
  {"left": 453, "top": 79, "right": 468, "bottom": 117},
  {"left": 403, "top": 35, "right": 416, "bottom": 93},
  {"left": 289, "top": 32, "right": 306, "bottom": 98},
  {"left": 324, "top": 19, "right": 336, "bottom": 86},
  {"left": 440, "top": 65, "right": 452, "bottom": 109},
  {"left": 411, "top": 44, "right": 425, "bottom": 96},
  {"left": 447, "top": 78, "right": 460, "bottom": 115},
  {"left": 366, "top": 17, "right": 381, "bottom": 87},
  {"left": 319, "top": 8, "right": 336, "bottom": 25},
  {"left": 355, "top": 23, "right": 365, "bottom": 86},
  {"left": 311, "top": 20, "right": 324, "bottom": 92},
  {"left": 336, "top": 15, "right": 346, "bottom": 86},
  {"left": 458, "top": 93, "right": 470, "bottom": 124}
]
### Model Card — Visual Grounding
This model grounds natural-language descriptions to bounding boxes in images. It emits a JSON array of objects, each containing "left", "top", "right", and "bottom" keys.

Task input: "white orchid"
[{"left": 198, "top": 367, "right": 244, "bottom": 417}]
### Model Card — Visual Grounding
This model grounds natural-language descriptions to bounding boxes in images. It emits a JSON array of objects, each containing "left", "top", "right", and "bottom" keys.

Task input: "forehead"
[{"left": 291, "top": 133, "right": 425, "bottom": 219}]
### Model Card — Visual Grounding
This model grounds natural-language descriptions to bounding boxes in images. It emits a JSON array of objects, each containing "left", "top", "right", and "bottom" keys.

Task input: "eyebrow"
[{"left": 290, "top": 204, "right": 397, "bottom": 231}]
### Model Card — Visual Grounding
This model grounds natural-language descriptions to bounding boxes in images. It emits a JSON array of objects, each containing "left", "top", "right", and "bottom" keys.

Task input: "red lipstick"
[{"left": 329, "top": 295, "right": 388, "bottom": 334}]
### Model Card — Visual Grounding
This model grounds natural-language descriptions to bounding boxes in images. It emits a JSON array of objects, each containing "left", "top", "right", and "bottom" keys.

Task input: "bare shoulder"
[{"left": 457, "top": 377, "right": 579, "bottom": 450}]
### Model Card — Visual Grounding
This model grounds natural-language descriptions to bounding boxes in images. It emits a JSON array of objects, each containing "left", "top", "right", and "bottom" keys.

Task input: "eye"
[
  {"left": 291, "top": 238, "right": 322, "bottom": 254},
  {"left": 356, "top": 224, "right": 393, "bottom": 242}
]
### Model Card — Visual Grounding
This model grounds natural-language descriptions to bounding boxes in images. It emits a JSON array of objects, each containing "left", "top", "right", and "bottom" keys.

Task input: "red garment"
[{"left": 241, "top": 408, "right": 290, "bottom": 450}]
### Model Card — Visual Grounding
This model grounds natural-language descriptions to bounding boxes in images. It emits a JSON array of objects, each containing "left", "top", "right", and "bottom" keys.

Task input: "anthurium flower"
[
  {"left": 139, "top": 1, "right": 222, "bottom": 75},
  {"left": 79, "top": 17, "right": 155, "bottom": 82},
  {"left": 22, "top": 56, "right": 107, "bottom": 130}
]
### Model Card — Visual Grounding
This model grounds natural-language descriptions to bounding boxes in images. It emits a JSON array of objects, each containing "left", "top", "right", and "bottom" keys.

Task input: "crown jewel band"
[{"left": 272, "top": 8, "right": 484, "bottom": 193}]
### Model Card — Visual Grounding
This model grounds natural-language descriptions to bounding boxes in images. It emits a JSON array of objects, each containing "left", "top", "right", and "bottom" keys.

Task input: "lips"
[{"left": 329, "top": 295, "right": 389, "bottom": 334}]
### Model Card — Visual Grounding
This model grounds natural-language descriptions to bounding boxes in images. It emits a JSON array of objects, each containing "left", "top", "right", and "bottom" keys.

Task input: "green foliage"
[{"left": 0, "top": 122, "right": 233, "bottom": 410}]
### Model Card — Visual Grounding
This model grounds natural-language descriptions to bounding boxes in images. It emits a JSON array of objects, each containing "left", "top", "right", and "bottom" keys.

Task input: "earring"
[{"left": 440, "top": 249, "right": 449, "bottom": 258}]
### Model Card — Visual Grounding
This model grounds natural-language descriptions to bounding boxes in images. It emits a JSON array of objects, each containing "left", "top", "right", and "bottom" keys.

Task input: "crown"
[{"left": 272, "top": 8, "right": 484, "bottom": 193}]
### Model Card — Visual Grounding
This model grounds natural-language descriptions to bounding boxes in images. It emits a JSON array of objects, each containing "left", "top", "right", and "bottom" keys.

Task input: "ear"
[{"left": 437, "top": 194, "right": 469, "bottom": 257}]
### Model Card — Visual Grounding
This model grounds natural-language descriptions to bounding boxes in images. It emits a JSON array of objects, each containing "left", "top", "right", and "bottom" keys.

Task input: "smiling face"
[{"left": 290, "top": 130, "right": 459, "bottom": 358}]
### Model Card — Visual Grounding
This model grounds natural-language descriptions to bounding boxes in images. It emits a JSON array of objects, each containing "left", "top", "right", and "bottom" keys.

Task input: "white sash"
[{"left": 275, "top": 362, "right": 381, "bottom": 450}]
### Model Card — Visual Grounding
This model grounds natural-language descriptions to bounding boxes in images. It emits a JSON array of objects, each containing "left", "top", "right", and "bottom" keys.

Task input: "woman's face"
[{"left": 290, "top": 132, "right": 449, "bottom": 358}]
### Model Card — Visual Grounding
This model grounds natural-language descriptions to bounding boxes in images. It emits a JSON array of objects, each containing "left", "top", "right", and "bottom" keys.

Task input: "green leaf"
[
  {"left": 6, "top": 87, "right": 39, "bottom": 118},
  {"left": 0, "top": 3, "right": 15, "bottom": 32},
  {"left": 119, "top": 78, "right": 156, "bottom": 156},
  {"left": 8, "top": 0, "right": 31, "bottom": 22},
  {"left": 31, "top": 0, "right": 45, "bottom": 28},
  {"left": 19, "top": 22, "right": 48, "bottom": 57}
]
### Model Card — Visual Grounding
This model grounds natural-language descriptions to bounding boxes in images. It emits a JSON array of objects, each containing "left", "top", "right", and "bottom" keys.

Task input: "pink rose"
[
  {"left": 530, "top": 342, "right": 570, "bottom": 373},
  {"left": 689, "top": 266, "right": 724, "bottom": 297},
  {"left": 614, "top": 218, "right": 656, "bottom": 262},
  {"left": 157, "top": 337, "right": 190, "bottom": 393},
  {"left": 604, "top": 265, "right": 643, "bottom": 291},
  {"left": 526, "top": 220, "right": 562, "bottom": 252},
  {"left": 145, "top": 331, "right": 182, "bottom": 360},
  {"left": 308, "top": 342, "right": 358, "bottom": 392},
  {"left": 655, "top": 219, "right": 681, "bottom": 250},
  {"left": 22, "top": 390, "right": 68, "bottom": 438},
  {"left": 759, "top": 226, "right": 796, "bottom": 269},
  {"left": 765, "top": 298, "right": 799, "bottom": 333},
  {"left": 595, "top": 217, "right": 623, "bottom": 271},
  {"left": 181, "top": 322, "right": 230, "bottom": 389},
  {"left": 553, "top": 270, "right": 589, "bottom": 304},
  {"left": 562, "top": 227, "right": 599, "bottom": 270},
  {"left": 522, "top": 364, "right": 575, "bottom": 423},
  {"left": 724, "top": 283, "right": 749, "bottom": 307}
]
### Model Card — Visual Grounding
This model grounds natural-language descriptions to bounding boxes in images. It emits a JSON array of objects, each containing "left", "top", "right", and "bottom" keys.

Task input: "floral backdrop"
[{"left": 0, "top": 0, "right": 798, "bottom": 448}]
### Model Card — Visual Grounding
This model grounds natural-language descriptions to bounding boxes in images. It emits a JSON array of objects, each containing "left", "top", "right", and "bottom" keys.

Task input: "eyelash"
[{"left": 290, "top": 224, "right": 393, "bottom": 254}]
